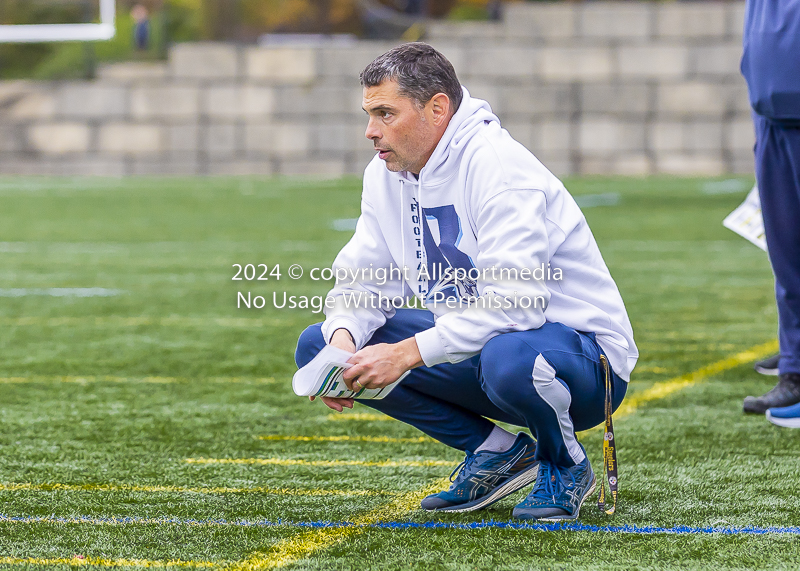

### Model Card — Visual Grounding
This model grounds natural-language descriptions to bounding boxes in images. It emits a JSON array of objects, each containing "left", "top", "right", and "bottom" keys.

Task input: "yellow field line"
[
  {"left": 325, "top": 413, "right": 393, "bottom": 422},
  {"left": 185, "top": 457, "right": 456, "bottom": 468},
  {"left": 611, "top": 339, "right": 780, "bottom": 421},
  {"left": 0, "top": 556, "right": 215, "bottom": 568},
  {"left": 230, "top": 478, "right": 449, "bottom": 571},
  {"left": 258, "top": 435, "right": 431, "bottom": 444},
  {"left": 0, "top": 482, "right": 394, "bottom": 498},
  {"left": 0, "top": 375, "right": 276, "bottom": 385}
]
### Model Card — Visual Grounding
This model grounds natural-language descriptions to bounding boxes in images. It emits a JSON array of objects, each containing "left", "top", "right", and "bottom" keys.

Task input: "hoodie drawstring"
[{"left": 400, "top": 180, "right": 405, "bottom": 284}]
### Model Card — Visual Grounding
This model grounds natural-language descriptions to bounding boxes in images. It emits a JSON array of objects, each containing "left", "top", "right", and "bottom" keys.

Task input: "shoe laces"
[
  {"left": 528, "top": 462, "right": 577, "bottom": 503},
  {"left": 449, "top": 451, "right": 478, "bottom": 485}
]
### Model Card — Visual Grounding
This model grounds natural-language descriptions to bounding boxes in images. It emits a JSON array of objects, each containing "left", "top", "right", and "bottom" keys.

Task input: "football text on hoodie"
[{"left": 321, "top": 87, "right": 638, "bottom": 382}]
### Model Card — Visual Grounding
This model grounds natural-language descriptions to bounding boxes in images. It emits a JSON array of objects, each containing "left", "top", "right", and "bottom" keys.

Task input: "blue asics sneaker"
[
  {"left": 766, "top": 401, "right": 800, "bottom": 428},
  {"left": 512, "top": 447, "right": 595, "bottom": 521},
  {"left": 420, "top": 432, "right": 538, "bottom": 513}
]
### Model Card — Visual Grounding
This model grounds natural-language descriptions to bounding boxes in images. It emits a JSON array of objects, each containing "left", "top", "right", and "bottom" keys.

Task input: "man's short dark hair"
[{"left": 360, "top": 42, "right": 463, "bottom": 113}]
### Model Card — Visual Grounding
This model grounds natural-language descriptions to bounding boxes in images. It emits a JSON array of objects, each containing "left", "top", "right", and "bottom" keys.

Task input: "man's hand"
[
  {"left": 310, "top": 328, "right": 357, "bottom": 412},
  {"left": 343, "top": 337, "right": 424, "bottom": 390},
  {"left": 309, "top": 330, "right": 424, "bottom": 411},
  {"left": 310, "top": 395, "right": 354, "bottom": 412},
  {"left": 329, "top": 328, "right": 356, "bottom": 353}
]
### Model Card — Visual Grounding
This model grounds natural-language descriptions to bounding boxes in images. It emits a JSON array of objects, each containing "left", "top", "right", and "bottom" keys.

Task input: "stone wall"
[{"left": 0, "top": 1, "right": 753, "bottom": 177}]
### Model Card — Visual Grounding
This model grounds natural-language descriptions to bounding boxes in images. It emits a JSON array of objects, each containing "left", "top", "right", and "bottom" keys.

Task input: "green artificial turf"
[{"left": 0, "top": 174, "right": 798, "bottom": 570}]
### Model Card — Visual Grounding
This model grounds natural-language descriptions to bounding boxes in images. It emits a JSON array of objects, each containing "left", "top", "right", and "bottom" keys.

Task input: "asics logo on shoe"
[
  {"left": 562, "top": 486, "right": 582, "bottom": 508},
  {"left": 420, "top": 433, "right": 539, "bottom": 513},
  {"left": 468, "top": 472, "right": 507, "bottom": 499},
  {"left": 466, "top": 447, "right": 529, "bottom": 500}
]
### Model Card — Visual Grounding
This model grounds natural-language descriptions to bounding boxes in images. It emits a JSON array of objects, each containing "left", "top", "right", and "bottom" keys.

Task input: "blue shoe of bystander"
[{"left": 766, "top": 401, "right": 800, "bottom": 428}]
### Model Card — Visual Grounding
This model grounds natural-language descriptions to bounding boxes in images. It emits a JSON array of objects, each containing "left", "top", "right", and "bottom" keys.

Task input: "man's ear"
[{"left": 428, "top": 93, "right": 451, "bottom": 127}]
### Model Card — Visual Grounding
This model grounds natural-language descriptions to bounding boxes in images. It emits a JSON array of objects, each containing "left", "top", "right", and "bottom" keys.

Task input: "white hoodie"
[{"left": 321, "top": 88, "right": 638, "bottom": 381}]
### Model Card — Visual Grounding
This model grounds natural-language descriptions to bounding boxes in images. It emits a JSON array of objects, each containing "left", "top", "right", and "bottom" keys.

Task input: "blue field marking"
[{"left": 2, "top": 514, "right": 798, "bottom": 536}]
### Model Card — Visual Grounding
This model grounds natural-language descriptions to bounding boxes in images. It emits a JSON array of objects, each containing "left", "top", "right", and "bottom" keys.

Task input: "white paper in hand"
[
  {"left": 723, "top": 185, "right": 767, "bottom": 252},
  {"left": 292, "top": 344, "right": 404, "bottom": 400}
]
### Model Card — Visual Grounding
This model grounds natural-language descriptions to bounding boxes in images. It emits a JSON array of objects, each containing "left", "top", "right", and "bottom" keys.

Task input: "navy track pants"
[
  {"left": 754, "top": 114, "right": 800, "bottom": 375},
  {"left": 296, "top": 309, "right": 627, "bottom": 468}
]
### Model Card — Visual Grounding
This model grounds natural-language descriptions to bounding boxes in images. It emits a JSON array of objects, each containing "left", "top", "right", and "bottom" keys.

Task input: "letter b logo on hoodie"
[{"left": 422, "top": 205, "right": 478, "bottom": 302}]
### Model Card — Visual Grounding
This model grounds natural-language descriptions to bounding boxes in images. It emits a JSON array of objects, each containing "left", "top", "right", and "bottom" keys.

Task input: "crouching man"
[{"left": 296, "top": 43, "right": 637, "bottom": 521}]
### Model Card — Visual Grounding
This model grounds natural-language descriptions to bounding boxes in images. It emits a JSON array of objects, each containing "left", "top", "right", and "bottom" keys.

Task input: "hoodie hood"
[{"left": 395, "top": 87, "right": 500, "bottom": 186}]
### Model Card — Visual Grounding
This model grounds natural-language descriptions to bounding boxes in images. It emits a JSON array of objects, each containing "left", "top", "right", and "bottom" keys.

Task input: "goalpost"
[{"left": 0, "top": 0, "right": 116, "bottom": 43}]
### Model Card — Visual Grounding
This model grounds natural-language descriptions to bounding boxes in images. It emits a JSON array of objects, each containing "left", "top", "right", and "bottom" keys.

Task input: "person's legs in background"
[{"left": 744, "top": 116, "right": 800, "bottom": 416}]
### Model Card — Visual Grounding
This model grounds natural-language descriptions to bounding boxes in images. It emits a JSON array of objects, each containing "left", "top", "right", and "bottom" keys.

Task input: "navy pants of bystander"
[{"left": 754, "top": 114, "right": 800, "bottom": 376}]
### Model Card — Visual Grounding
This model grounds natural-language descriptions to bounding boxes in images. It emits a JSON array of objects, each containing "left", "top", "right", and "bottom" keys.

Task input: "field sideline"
[{"left": 1, "top": 175, "right": 799, "bottom": 570}]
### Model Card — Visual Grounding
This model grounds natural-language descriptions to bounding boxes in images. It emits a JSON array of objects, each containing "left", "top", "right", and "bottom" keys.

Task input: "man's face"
[{"left": 362, "top": 80, "right": 440, "bottom": 174}]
